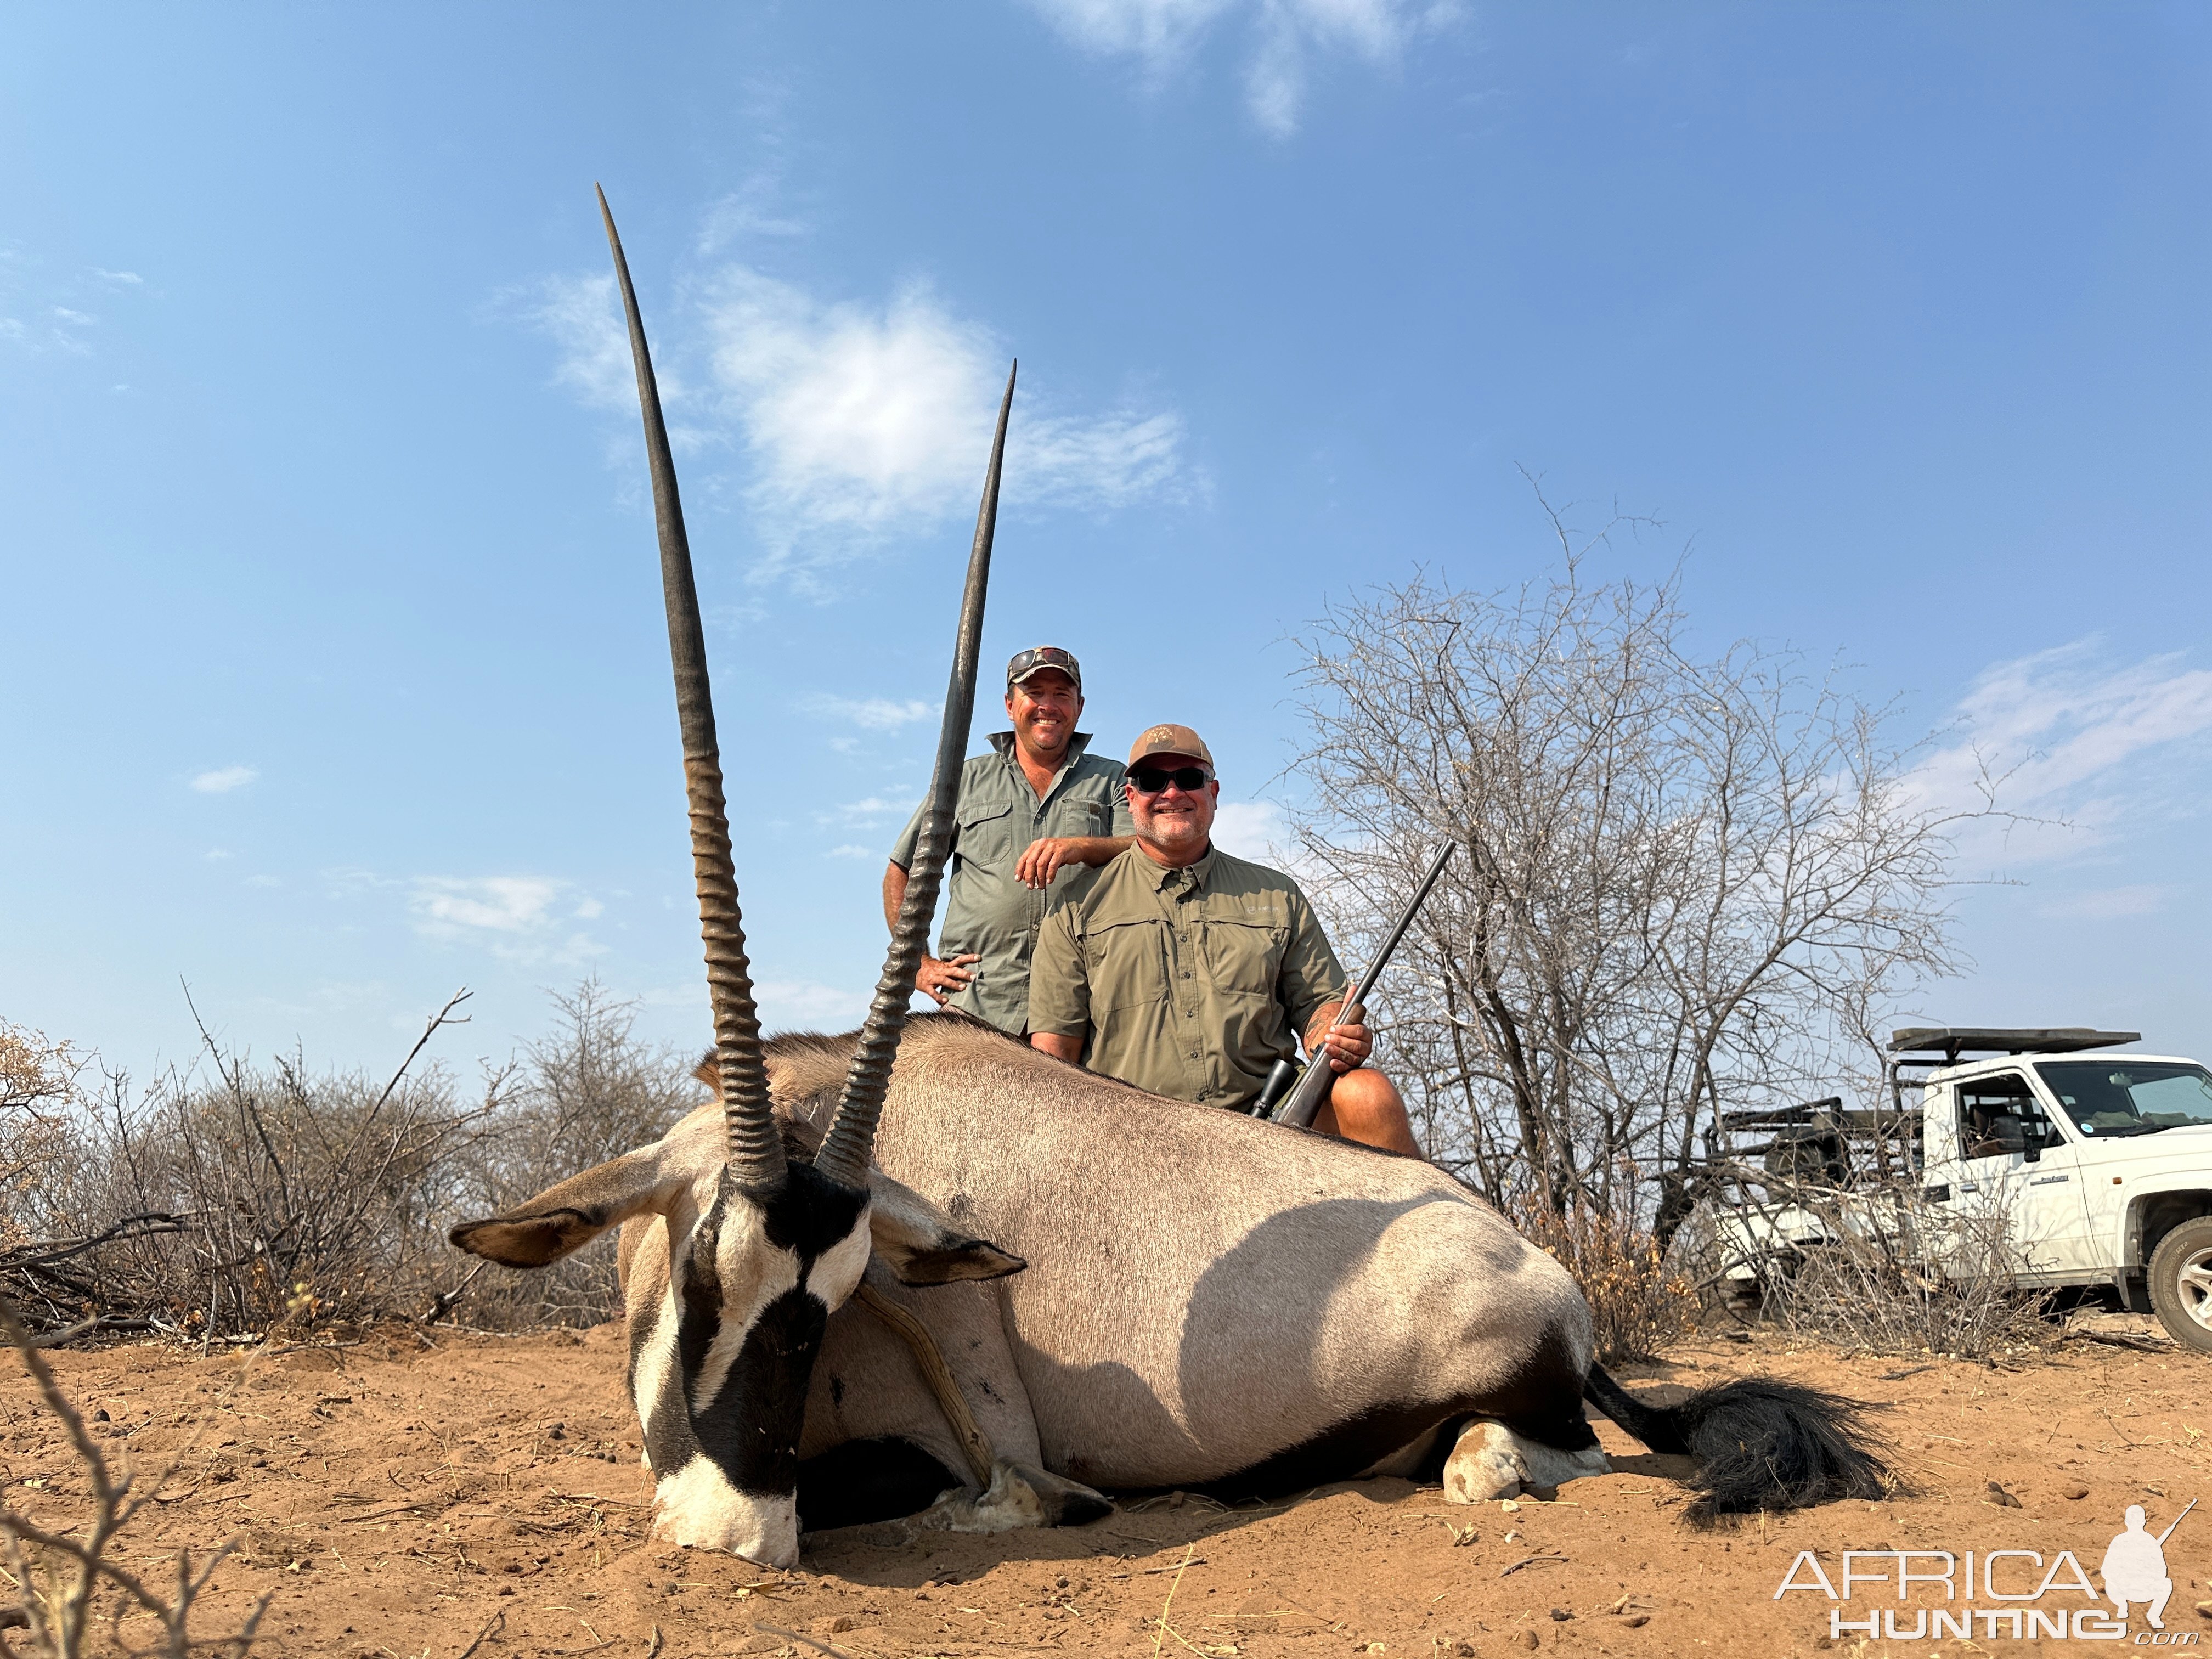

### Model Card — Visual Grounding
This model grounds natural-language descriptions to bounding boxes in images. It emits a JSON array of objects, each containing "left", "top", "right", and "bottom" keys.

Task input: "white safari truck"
[{"left": 1707, "top": 1028, "right": 2212, "bottom": 1353}]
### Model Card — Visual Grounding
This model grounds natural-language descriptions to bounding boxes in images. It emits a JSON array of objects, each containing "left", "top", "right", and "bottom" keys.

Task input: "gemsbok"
[{"left": 449, "top": 189, "right": 1889, "bottom": 1570}]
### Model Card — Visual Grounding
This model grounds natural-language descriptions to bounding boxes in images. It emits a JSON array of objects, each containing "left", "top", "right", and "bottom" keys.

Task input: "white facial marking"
[
  {"left": 805, "top": 1206, "right": 873, "bottom": 1309},
  {"left": 690, "top": 1200, "right": 802, "bottom": 1414},
  {"left": 629, "top": 1288, "right": 683, "bottom": 1468},
  {"left": 652, "top": 1454, "right": 799, "bottom": 1568}
]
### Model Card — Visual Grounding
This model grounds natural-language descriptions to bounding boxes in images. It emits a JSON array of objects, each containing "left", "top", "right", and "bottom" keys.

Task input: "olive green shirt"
[
  {"left": 1027, "top": 844, "right": 1348, "bottom": 1110},
  {"left": 889, "top": 731, "right": 1135, "bottom": 1036}
]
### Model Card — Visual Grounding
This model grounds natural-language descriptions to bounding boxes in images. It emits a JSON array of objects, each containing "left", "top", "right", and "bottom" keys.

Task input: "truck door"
[{"left": 1939, "top": 1071, "right": 2078, "bottom": 1278}]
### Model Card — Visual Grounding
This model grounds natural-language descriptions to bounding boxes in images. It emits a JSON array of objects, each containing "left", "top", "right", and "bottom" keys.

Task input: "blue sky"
[{"left": 5, "top": 4, "right": 2210, "bottom": 1086}]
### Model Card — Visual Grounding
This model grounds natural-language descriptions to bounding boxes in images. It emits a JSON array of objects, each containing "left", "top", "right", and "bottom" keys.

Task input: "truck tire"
[{"left": 2147, "top": 1216, "right": 2212, "bottom": 1355}]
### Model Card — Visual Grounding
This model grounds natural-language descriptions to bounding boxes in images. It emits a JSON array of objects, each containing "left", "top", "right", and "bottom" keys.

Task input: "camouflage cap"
[
  {"left": 1007, "top": 645, "right": 1082, "bottom": 693},
  {"left": 1127, "top": 723, "right": 1214, "bottom": 769}
]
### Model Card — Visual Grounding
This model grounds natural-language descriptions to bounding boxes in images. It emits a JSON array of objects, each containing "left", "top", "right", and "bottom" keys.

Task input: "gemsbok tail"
[{"left": 1581, "top": 1362, "right": 1891, "bottom": 1523}]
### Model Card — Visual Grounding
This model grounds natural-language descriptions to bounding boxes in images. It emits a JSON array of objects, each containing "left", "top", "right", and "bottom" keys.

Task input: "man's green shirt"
[
  {"left": 889, "top": 731, "right": 1134, "bottom": 1035},
  {"left": 1027, "top": 843, "right": 1348, "bottom": 1110}
]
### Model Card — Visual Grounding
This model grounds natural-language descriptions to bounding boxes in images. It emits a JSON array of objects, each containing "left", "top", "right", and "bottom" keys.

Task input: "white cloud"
[
  {"left": 1917, "top": 639, "right": 2212, "bottom": 868},
  {"left": 755, "top": 977, "right": 870, "bottom": 1032},
  {"left": 803, "top": 693, "right": 936, "bottom": 731},
  {"left": 525, "top": 253, "right": 1187, "bottom": 581},
  {"left": 823, "top": 795, "right": 912, "bottom": 826},
  {"left": 408, "top": 875, "right": 605, "bottom": 966},
  {"left": 91, "top": 268, "right": 143, "bottom": 286},
  {"left": 825, "top": 844, "right": 876, "bottom": 860},
  {"left": 2034, "top": 885, "right": 2169, "bottom": 922},
  {"left": 1212, "top": 799, "right": 1286, "bottom": 862},
  {"left": 190, "top": 765, "right": 257, "bottom": 794},
  {"left": 1027, "top": 0, "right": 1452, "bottom": 136},
  {"left": 517, "top": 273, "right": 639, "bottom": 413},
  {"left": 699, "top": 268, "right": 1185, "bottom": 562}
]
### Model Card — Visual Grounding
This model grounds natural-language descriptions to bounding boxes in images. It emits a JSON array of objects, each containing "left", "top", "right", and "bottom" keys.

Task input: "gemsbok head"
[{"left": 448, "top": 188, "right": 1022, "bottom": 1566}]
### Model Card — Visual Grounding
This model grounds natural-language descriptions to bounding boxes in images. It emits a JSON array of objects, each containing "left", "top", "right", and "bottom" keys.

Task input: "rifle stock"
[{"left": 1268, "top": 843, "right": 1455, "bottom": 1130}]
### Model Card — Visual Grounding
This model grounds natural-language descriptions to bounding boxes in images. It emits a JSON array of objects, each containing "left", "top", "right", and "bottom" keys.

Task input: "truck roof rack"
[{"left": 1888, "top": 1026, "right": 2141, "bottom": 1062}]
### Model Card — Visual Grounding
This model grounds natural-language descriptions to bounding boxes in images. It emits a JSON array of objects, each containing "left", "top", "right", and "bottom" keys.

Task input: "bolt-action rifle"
[{"left": 1257, "top": 843, "right": 1455, "bottom": 1130}]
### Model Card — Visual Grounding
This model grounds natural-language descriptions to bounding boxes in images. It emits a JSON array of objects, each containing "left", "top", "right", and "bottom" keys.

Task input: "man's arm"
[
  {"left": 1014, "top": 835, "right": 1133, "bottom": 890},
  {"left": 1300, "top": 998, "right": 1372, "bottom": 1075},
  {"left": 1025, "top": 905, "right": 1091, "bottom": 1063},
  {"left": 883, "top": 859, "right": 979, "bottom": 1004}
]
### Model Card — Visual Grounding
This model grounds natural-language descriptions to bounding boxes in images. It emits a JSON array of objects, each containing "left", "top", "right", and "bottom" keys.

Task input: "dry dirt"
[{"left": 3, "top": 1321, "right": 2208, "bottom": 1657}]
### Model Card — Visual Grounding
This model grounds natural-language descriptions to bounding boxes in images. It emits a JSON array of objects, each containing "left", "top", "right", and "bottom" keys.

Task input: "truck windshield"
[{"left": 2034, "top": 1061, "right": 2212, "bottom": 1137}]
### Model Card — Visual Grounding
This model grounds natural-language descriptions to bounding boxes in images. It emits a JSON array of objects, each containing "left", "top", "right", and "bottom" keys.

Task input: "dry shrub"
[
  {"left": 445, "top": 980, "right": 699, "bottom": 1330},
  {"left": 1703, "top": 1179, "right": 2057, "bottom": 1361},
  {"left": 3, "top": 1018, "right": 492, "bottom": 1341},
  {"left": 0, "top": 1025, "right": 78, "bottom": 1248},
  {"left": 1515, "top": 1195, "right": 1695, "bottom": 1362},
  {"left": 0, "top": 980, "right": 702, "bottom": 1342},
  {"left": 0, "top": 1299, "right": 267, "bottom": 1656}
]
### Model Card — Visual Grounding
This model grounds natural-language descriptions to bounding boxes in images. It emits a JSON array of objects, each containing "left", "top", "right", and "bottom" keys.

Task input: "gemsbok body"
[{"left": 449, "top": 190, "right": 1889, "bottom": 1570}]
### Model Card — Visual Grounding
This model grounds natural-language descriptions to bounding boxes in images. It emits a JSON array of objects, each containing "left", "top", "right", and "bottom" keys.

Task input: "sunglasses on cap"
[{"left": 1127, "top": 764, "right": 1213, "bottom": 795}]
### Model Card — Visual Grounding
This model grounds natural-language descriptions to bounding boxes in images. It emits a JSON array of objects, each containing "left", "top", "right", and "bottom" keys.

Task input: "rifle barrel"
[{"left": 1271, "top": 843, "right": 1455, "bottom": 1130}]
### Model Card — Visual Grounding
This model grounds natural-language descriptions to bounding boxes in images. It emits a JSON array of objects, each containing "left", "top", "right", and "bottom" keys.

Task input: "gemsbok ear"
[
  {"left": 448, "top": 1149, "right": 679, "bottom": 1269},
  {"left": 866, "top": 1170, "right": 1026, "bottom": 1286}
]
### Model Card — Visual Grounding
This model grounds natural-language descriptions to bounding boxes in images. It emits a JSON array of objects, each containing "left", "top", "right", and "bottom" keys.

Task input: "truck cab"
[
  {"left": 1701, "top": 1027, "right": 2212, "bottom": 1353},
  {"left": 1901, "top": 1028, "right": 2212, "bottom": 1348}
]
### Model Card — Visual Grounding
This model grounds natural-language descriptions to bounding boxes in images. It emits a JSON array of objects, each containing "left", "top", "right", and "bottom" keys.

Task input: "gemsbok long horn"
[
  {"left": 812, "top": 363, "right": 1015, "bottom": 1191},
  {"left": 597, "top": 184, "right": 785, "bottom": 1189}
]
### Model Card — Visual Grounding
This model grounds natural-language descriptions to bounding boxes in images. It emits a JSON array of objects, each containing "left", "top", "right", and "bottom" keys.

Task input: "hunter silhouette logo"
[
  {"left": 1773, "top": 1498, "right": 2198, "bottom": 1643},
  {"left": 2104, "top": 1500, "right": 2193, "bottom": 1629}
]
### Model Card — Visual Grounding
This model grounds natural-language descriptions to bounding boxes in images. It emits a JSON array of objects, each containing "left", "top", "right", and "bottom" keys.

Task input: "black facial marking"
[
  {"left": 650, "top": 1163, "right": 871, "bottom": 1500},
  {"left": 692, "top": 1288, "right": 828, "bottom": 1495}
]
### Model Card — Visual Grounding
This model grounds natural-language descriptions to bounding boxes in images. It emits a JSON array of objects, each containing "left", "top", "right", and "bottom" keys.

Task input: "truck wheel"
[{"left": 2147, "top": 1217, "right": 2212, "bottom": 1355}]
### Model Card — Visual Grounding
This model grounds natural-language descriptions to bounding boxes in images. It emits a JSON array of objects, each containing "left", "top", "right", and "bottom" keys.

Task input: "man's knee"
[{"left": 1320, "top": 1069, "right": 1420, "bottom": 1155}]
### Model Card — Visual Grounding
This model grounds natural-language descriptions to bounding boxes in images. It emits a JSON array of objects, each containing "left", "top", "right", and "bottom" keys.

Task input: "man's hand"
[
  {"left": 1307, "top": 1001, "right": 1370, "bottom": 1075},
  {"left": 917, "top": 953, "right": 980, "bottom": 1005},
  {"left": 1014, "top": 835, "right": 1133, "bottom": 891}
]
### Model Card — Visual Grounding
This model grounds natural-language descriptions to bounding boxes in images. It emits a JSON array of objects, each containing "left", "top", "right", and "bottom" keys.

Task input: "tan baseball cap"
[{"left": 1127, "top": 723, "right": 1214, "bottom": 769}]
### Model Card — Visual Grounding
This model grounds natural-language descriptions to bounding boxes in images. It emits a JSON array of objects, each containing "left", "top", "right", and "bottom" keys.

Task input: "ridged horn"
[
  {"left": 813, "top": 362, "right": 1014, "bottom": 1190},
  {"left": 597, "top": 185, "right": 784, "bottom": 1189}
]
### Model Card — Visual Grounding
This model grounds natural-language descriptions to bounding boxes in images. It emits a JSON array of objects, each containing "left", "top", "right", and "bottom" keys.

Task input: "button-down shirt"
[
  {"left": 1027, "top": 844, "right": 1348, "bottom": 1110},
  {"left": 889, "top": 731, "right": 1135, "bottom": 1036}
]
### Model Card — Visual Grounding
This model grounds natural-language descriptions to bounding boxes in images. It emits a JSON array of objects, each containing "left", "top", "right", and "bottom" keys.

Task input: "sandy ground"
[{"left": 2, "top": 1319, "right": 2207, "bottom": 1657}]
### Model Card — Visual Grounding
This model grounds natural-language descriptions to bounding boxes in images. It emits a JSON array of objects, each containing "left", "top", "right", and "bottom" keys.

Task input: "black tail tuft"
[{"left": 1583, "top": 1364, "right": 1891, "bottom": 1523}]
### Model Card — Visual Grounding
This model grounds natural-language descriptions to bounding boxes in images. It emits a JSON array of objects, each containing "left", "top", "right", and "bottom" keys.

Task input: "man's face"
[
  {"left": 1127, "top": 754, "right": 1217, "bottom": 856},
  {"left": 1006, "top": 669, "right": 1081, "bottom": 761}
]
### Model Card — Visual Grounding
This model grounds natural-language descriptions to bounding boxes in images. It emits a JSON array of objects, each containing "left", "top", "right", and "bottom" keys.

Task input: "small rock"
[
  {"left": 1620, "top": 1614, "right": 1649, "bottom": 1629},
  {"left": 1056, "top": 1577, "right": 1069, "bottom": 1589},
  {"left": 92, "top": 1409, "right": 110, "bottom": 1423},
  {"left": 821, "top": 1616, "right": 854, "bottom": 1634},
  {"left": 1549, "top": 1608, "right": 1572, "bottom": 1621},
  {"left": 913, "top": 1590, "right": 930, "bottom": 1601},
  {"left": 1167, "top": 1489, "right": 1187, "bottom": 1508},
  {"left": 2062, "top": 1481, "right": 2090, "bottom": 1500},
  {"left": 1987, "top": 1481, "right": 2023, "bottom": 1509},
  {"left": 1454, "top": 1643, "right": 1478, "bottom": 1657},
  {"left": 2197, "top": 1599, "right": 2212, "bottom": 1619},
  {"left": 1518, "top": 1632, "right": 1541, "bottom": 1651},
  {"left": 548, "top": 1423, "right": 566, "bottom": 1440}
]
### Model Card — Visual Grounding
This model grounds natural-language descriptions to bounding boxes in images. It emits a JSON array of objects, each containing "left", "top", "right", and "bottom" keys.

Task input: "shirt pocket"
[
  {"left": 1201, "top": 917, "right": 1290, "bottom": 1005},
  {"left": 1084, "top": 917, "right": 1171, "bottom": 1013},
  {"left": 952, "top": 801, "right": 1018, "bottom": 872},
  {"left": 1046, "top": 795, "right": 1115, "bottom": 839}
]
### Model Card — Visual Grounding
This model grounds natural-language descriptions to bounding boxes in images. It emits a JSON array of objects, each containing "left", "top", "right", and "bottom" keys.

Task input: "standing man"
[
  {"left": 1026, "top": 723, "right": 1421, "bottom": 1155},
  {"left": 884, "top": 646, "right": 1134, "bottom": 1035}
]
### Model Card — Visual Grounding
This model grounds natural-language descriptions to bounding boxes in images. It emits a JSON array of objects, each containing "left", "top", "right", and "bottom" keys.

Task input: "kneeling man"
[{"left": 1026, "top": 723, "right": 1420, "bottom": 1155}]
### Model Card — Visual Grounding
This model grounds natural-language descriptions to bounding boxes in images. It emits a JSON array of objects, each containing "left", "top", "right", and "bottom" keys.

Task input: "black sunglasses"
[{"left": 1128, "top": 764, "right": 1212, "bottom": 795}]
